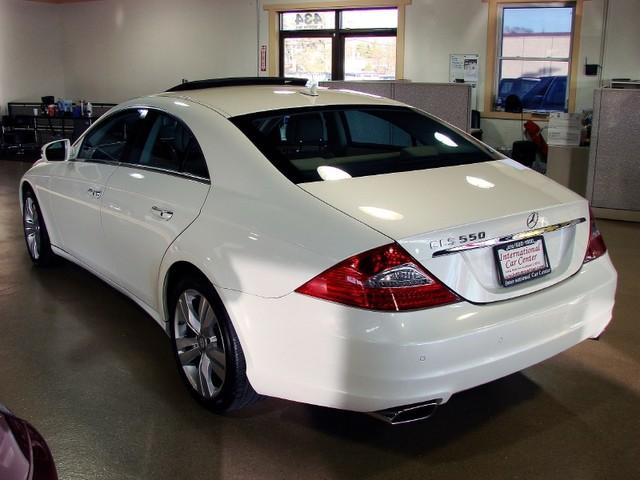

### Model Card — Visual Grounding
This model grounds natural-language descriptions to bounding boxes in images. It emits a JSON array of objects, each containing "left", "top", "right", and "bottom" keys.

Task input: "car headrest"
[{"left": 288, "top": 114, "right": 325, "bottom": 144}]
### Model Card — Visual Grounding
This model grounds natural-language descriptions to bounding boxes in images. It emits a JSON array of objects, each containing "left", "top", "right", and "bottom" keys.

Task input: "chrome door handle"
[
  {"left": 87, "top": 188, "right": 102, "bottom": 198},
  {"left": 151, "top": 206, "right": 173, "bottom": 220}
]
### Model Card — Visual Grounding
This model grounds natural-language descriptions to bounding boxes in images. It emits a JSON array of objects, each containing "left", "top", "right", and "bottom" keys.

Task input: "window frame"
[
  {"left": 483, "top": 0, "right": 584, "bottom": 120},
  {"left": 279, "top": 8, "right": 398, "bottom": 81},
  {"left": 264, "top": 0, "right": 411, "bottom": 80}
]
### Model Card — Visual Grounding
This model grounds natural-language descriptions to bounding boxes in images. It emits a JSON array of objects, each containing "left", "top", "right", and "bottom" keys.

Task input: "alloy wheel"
[
  {"left": 174, "top": 289, "right": 227, "bottom": 398},
  {"left": 23, "top": 197, "right": 41, "bottom": 260}
]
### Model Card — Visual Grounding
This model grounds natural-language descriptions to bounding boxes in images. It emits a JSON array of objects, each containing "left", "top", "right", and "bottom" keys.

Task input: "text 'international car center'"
[{"left": 1, "top": 1, "right": 639, "bottom": 479}]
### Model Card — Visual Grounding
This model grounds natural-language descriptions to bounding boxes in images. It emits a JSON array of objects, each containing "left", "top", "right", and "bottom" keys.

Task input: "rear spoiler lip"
[{"left": 166, "top": 77, "right": 307, "bottom": 92}]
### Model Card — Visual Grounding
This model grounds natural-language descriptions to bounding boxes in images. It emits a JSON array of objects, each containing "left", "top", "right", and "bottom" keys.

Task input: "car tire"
[
  {"left": 169, "top": 274, "right": 260, "bottom": 412},
  {"left": 22, "top": 188, "right": 56, "bottom": 267}
]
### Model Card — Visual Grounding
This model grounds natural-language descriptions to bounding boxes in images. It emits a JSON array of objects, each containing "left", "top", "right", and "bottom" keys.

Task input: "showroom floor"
[{"left": 1, "top": 156, "right": 639, "bottom": 480}]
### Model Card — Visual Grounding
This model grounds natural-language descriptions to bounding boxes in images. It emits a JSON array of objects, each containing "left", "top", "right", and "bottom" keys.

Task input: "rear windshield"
[{"left": 231, "top": 106, "right": 497, "bottom": 184}]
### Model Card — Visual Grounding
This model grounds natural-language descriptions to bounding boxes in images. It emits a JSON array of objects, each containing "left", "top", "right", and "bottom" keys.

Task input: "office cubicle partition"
[
  {"left": 587, "top": 88, "right": 640, "bottom": 221},
  {"left": 320, "top": 81, "right": 472, "bottom": 132}
]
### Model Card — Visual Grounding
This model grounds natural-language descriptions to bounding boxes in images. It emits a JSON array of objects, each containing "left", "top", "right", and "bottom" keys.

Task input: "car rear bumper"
[{"left": 221, "top": 253, "right": 617, "bottom": 412}]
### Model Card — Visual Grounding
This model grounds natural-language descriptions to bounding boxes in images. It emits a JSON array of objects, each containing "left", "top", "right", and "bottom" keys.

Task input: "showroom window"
[
  {"left": 280, "top": 8, "right": 397, "bottom": 81},
  {"left": 265, "top": 1, "right": 410, "bottom": 80},
  {"left": 485, "top": 0, "right": 583, "bottom": 117}
]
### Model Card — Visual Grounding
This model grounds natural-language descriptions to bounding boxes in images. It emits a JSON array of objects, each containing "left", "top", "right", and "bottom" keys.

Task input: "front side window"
[
  {"left": 494, "top": 3, "right": 575, "bottom": 113},
  {"left": 280, "top": 8, "right": 397, "bottom": 82},
  {"left": 78, "top": 109, "right": 147, "bottom": 162},
  {"left": 231, "top": 106, "right": 497, "bottom": 184}
]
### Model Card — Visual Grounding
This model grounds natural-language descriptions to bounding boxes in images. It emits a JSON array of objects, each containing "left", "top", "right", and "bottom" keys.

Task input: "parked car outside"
[
  {"left": 495, "top": 76, "right": 540, "bottom": 110},
  {"left": 497, "top": 75, "right": 567, "bottom": 112}
]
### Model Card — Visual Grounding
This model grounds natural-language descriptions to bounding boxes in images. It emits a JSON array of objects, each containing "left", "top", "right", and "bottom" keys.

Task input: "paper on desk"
[{"left": 547, "top": 112, "right": 581, "bottom": 146}]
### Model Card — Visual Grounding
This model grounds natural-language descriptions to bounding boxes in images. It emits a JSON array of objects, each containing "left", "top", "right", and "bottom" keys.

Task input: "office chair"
[
  {"left": 504, "top": 94, "right": 523, "bottom": 113},
  {"left": 511, "top": 140, "right": 537, "bottom": 168},
  {"left": 470, "top": 109, "right": 482, "bottom": 140}
]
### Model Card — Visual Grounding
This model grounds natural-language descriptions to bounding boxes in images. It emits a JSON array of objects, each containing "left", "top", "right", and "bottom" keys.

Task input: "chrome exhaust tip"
[{"left": 369, "top": 400, "right": 440, "bottom": 425}]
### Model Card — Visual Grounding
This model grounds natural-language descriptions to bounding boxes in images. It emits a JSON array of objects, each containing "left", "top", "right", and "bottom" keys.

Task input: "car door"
[
  {"left": 100, "top": 110, "right": 210, "bottom": 309},
  {"left": 47, "top": 109, "right": 148, "bottom": 271}
]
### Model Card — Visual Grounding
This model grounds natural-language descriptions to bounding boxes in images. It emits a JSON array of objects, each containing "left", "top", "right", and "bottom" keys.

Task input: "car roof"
[{"left": 154, "top": 84, "right": 402, "bottom": 118}]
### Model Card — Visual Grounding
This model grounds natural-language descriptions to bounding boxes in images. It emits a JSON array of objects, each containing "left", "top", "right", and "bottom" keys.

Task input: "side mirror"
[{"left": 42, "top": 139, "right": 71, "bottom": 162}]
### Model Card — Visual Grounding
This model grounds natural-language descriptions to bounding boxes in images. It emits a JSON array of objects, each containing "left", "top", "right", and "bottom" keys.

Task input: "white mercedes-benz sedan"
[{"left": 20, "top": 78, "right": 617, "bottom": 424}]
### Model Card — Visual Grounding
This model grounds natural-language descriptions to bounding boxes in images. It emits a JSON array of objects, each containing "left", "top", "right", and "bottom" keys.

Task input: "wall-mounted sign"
[{"left": 450, "top": 54, "right": 479, "bottom": 85}]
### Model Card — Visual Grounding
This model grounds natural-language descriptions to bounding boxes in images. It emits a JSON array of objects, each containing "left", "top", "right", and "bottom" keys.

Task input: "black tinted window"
[
  {"left": 231, "top": 106, "right": 496, "bottom": 184},
  {"left": 79, "top": 109, "right": 146, "bottom": 162},
  {"left": 344, "top": 110, "right": 411, "bottom": 146},
  {"left": 139, "top": 113, "right": 209, "bottom": 179}
]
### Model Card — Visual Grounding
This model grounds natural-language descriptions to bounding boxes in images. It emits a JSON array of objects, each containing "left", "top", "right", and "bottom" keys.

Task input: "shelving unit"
[{"left": 4, "top": 102, "right": 116, "bottom": 146}]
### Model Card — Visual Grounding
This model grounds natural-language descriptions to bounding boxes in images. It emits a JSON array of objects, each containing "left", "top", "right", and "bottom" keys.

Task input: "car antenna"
[{"left": 299, "top": 80, "right": 319, "bottom": 97}]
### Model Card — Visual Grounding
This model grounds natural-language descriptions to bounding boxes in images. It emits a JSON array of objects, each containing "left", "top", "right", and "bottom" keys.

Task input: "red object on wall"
[{"left": 260, "top": 45, "right": 267, "bottom": 72}]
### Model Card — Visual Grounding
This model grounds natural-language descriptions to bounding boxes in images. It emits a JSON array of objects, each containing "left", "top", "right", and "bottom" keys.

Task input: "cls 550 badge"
[{"left": 430, "top": 231, "right": 486, "bottom": 250}]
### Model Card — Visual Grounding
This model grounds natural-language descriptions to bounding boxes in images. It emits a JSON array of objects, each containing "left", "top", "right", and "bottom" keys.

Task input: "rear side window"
[
  {"left": 138, "top": 112, "right": 209, "bottom": 179},
  {"left": 231, "top": 106, "right": 496, "bottom": 184},
  {"left": 78, "top": 109, "right": 146, "bottom": 162}
]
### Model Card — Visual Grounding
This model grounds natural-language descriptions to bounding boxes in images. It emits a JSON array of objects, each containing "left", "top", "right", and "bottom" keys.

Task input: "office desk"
[{"left": 547, "top": 145, "right": 589, "bottom": 197}]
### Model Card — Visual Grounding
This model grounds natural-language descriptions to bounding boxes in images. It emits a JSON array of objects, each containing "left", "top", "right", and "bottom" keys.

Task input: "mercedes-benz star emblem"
[{"left": 526, "top": 212, "right": 539, "bottom": 229}]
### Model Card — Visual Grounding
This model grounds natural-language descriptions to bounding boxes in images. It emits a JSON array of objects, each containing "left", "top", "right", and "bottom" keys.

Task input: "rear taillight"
[
  {"left": 584, "top": 209, "right": 607, "bottom": 263},
  {"left": 295, "top": 243, "right": 461, "bottom": 311}
]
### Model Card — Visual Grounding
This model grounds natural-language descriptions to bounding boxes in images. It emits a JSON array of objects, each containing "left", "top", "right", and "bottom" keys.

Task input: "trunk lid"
[{"left": 299, "top": 159, "right": 590, "bottom": 303}]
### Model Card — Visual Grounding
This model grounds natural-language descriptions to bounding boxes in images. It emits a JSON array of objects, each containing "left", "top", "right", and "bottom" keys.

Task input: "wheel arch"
[
  {"left": 19, "top": 179, "right": 59, "bottom": 246},
  {"left": 162, "top": 261, "right": 206, "bottom": 329},
  {"left": 160, "top": 259, "right": 256, "bottom": 379},
  {"left": 19, "top": 180, "right": 34, "bottom": 211}
]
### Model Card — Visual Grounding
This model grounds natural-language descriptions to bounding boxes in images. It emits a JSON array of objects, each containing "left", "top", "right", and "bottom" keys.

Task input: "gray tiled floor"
[{"left": 1, "top": 158, "right": 639, "bottom": 479}]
